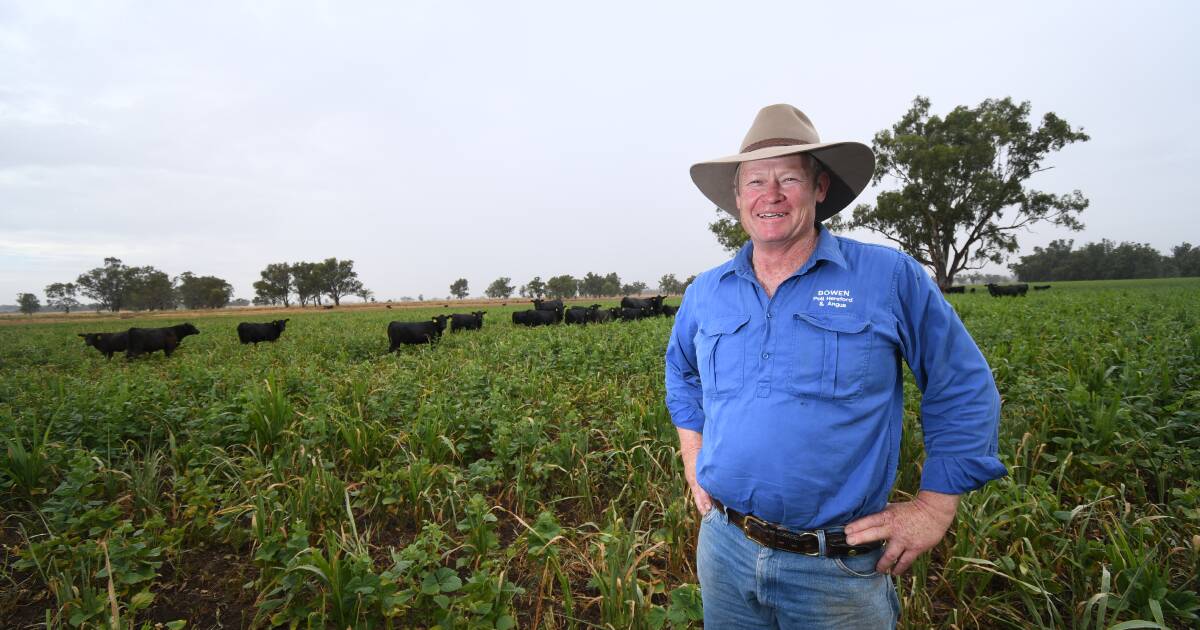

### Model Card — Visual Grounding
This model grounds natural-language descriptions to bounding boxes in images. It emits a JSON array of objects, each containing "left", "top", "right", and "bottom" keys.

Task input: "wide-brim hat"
[{"left": 690, "top": 104, "right": 875, "bottom": 222}]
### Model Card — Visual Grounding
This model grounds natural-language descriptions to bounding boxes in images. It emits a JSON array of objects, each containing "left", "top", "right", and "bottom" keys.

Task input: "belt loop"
[{"left": 816, "top": 528, "right": 827, "bottom": 557}]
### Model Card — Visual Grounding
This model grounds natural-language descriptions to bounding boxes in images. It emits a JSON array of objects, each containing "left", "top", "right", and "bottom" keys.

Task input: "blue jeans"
[{"left": 697, "top": 507, "right": 900, "bottom": 629}]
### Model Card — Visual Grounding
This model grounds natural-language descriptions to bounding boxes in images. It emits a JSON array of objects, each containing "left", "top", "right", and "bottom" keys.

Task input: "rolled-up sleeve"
[
  {"left": 665, "top": 284, "right": 705, "bottom": 432},
  {"left": 891, "top": 256, "right": 1007, "bottom": 494}
]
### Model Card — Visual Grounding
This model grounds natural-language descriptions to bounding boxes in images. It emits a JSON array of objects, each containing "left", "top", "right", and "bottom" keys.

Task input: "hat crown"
[{"left": 739, "top": 104, "right": 821, "bottom": 153}]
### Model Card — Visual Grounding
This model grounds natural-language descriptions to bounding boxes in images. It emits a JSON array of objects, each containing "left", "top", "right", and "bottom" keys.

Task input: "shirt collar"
[{"left": 723, "top": 224, "right": 849, "bottom": 281}]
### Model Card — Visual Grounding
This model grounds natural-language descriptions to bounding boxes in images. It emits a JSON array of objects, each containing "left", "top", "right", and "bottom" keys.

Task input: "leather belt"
[{"left": 711, "top": 499, "right": 882, "bottom": 558}]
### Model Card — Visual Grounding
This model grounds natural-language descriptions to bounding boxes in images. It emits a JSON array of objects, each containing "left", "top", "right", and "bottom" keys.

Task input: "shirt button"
[
  {"left": 767, "top": 312, "right": 773, "bottom": 318},
  {"left": 762, "top": 352, "right": 770, "bottom": 359}
]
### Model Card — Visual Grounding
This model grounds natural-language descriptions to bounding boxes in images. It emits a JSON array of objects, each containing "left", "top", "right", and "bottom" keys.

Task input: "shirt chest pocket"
[
  {"left": 694, "top": 314, "right": 751, "bottom": 398},
  {"left": 790, "top": 312, "right": 872, "bottom": 400}
]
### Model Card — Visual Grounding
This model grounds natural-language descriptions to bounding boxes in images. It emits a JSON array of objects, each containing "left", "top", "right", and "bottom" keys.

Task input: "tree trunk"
[{"left": 935, "top": 266, "right": 953, "bottom": 291}]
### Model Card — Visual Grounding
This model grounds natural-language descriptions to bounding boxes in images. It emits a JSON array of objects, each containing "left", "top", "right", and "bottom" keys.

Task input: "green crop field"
[{"left": 2, "top": 279, "right": 1198, "bottom": 629}]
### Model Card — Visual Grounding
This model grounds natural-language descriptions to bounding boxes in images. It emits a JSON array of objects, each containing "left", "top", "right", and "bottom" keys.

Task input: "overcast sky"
[{"left": 2, "top": 1, "right": 1197, "bottom": 303}]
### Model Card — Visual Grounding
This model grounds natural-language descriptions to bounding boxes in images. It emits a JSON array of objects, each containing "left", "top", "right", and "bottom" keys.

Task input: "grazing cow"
[
  {"left": 126, "top": 323, "right": 201, "bottom": 359},
  {"left": 943, "top": 286, "right": 965, "bottom": 294},
  {"left": 78, "top": 331, "right": 129, "bottom": 360},
  {"left": 323, "top": 305, "right": 334, "bottom": 310},
  {"left": 970, "top": 287, "right": 976, "bottom": 293},
  {"left": 591, "top": 307, "right": 614, "bottom": 323},
  {"left": 986, "top": 283, "right": 1029, "bottom": 297},
  {"left": 450, "top": 311, "right": 486, "bottom": 332},
  {"left": 237, "top": 319, "right": 289, "bottom": 344},
  {"left": 386, "top": 305, "right": 393, "bottom": 309},
  {"left": 513, "top": 309, "right": 559, "bottom": 327},
  {"left": 1033, "top": 285, "right": 1052, "bottom": 291},
  {"left": 565, "top": 305, "right": 598, "bottom": 325},
  {"left": 617, "top": 306, "right": 650, "bottom": 321},
  {"left": 388, "top": 315, "right": 450, "bottom": 350},
  {"left": 662, "top": 304, "right": 679, "bottom": 317},
  {"left": 621, "top": 295, "right": 665, "bottom": 315}
]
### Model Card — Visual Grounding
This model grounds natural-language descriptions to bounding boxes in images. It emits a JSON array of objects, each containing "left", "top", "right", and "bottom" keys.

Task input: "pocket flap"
[
  {"left": 794, "top": 312, "right": 869, "bottom": 334},
  {"left": 700, "top": 314, "right": 750, "bottom": 336}
]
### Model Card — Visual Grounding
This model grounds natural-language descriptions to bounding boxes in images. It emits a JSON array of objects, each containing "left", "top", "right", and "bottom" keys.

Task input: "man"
[{"left": 665, "top": 104, "right": 1006, "bottom": 628}]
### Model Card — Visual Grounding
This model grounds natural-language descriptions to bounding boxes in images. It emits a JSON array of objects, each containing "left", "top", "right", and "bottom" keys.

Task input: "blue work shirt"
[{"left": 665, "top": 226, "right": 1006, "bottom": 529}]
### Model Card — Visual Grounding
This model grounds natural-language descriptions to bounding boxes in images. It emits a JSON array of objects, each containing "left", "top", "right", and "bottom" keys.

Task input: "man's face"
[{"left": 735, "top": 154, "right": 829, "bottom": 248}]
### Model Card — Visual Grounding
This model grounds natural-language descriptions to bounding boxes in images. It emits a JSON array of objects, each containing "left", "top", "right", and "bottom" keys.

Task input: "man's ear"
[{"left": 815, "top": 171, "right": 831, "bottom": 203}]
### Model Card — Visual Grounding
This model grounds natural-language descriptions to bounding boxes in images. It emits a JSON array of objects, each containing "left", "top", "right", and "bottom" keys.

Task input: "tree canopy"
[
  {"left": 1010, "top": 239, "right": 1196, "bottom": 281},
  {"left": 521, "top": 277, "right": 546, "bottom": 299},
  {"left": 485, "top": 277, "right": 514, "bottom": 299},
  {"left": 76, "top": 257, "right": 131, "bottom": 312},
  {"left": 449, "top": 278, "right": 470, "bottom": 299},
  {"left": 126, "top": 266, "right": 177, "bottom": 311},
  {"left": 177, "top": 272, "right": 234, "bottom": 309},
  {"left": 16, "top": 293, "right": 40, "bottom": 315},
  {"left": 44, "top": 282, "right": 80, "bottom": 313},
  {"left": 621, "top": 281, "right": 648, "bottom": 295},
  {"left": 319, "top": 258, "right": 363, "bottom": 306},
  {"left": 253, "top": 262, "right": 294, "bottom": 307},
  {"left": 658, "top": 274, "right": 685, "bottom": 295},
  {"left": 829, "top": 96, "right": 1089, "bottom": 288},
  {"left": 291, "top": 262, "right": 325, "bottom": 306},
  {"left": 708, "top": 211, "right": 750, "bottom": 254},
  {"left": 545, "top": 275, "right": 578, "bottom": 299}
]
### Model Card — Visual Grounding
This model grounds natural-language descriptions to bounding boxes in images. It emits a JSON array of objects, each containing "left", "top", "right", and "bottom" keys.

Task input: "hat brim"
[{"left": 689, "top": 142, "right": 875, "bottom": 222}]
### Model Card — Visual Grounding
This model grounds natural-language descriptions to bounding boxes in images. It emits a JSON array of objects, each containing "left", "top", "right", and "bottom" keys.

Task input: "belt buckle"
[{"left": 742, "top": 514, "right": 820, "bottom": 556}]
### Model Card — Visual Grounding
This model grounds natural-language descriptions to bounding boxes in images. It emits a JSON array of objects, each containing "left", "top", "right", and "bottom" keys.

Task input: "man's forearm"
[{"left": 676, "top": 427, "right": 712, "bottom": 512}]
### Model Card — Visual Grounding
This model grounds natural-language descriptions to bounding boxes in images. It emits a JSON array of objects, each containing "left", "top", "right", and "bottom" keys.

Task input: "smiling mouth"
[{"left": 757, "top": 212, "right": 787, "bottom": 219}]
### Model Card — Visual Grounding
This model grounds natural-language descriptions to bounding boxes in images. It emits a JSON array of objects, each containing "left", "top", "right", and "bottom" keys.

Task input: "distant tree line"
[
  {"left": 1010, "top": 240, "right": 1200, "bottom": 282},
  {"left": 252, "top": 258, "right": 369, "bottom": 307},
  {"left": 446, "top": 273, "right": 696, "bottom": 300},
  {"left": 34, "top": 257, "right": 234, "bottom": 313}
]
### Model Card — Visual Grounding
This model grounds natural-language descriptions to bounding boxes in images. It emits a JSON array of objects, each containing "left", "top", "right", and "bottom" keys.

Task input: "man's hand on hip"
[
  {"left": 689, "top": 479, "right": 713, "bottom": 515},
  {"left": 843, "top": 490, "right": 960, "bottom": 576}
]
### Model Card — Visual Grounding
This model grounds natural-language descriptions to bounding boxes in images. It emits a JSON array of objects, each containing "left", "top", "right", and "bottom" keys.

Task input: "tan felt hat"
[{"left": 690, "top": 104, "right": 875, "bottom": 222}]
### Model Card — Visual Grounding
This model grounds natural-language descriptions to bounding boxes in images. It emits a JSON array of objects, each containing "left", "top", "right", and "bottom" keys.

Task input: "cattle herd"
[
  {"left": 78, "top": 323, "right": 202, "bottom": 359},
  {"left": 77, "top": 284, "right": 1048, "bottom": 360},
  {"left": 939, "top": 283, "right": 1050, "bottom": 297},
  {"left": 77, "top": 298, "right": 680, "bottom": 360},
  {"left": 984, "top": 282, "right": 1052, "bottom": 297},
  {"left": 512, "top": 296, "right": 677, "bottom": 327}
]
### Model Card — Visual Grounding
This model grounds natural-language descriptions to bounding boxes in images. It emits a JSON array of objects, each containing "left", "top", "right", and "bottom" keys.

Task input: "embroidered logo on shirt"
[{"left": 813, "top": 289, "right": 853, "bottom": 308}]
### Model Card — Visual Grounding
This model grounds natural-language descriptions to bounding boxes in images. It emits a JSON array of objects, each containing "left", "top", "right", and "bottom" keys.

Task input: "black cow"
[
  {"left": 943, "top": 286, "right": 965, "bottom": 294},
  {"left": 450, "top": 311, "right": 486, "bottom": 332},
  {"left": 79, "top": 331, "right": 129, "bottom": 360},
  {"left": 565, "top": 305, "right": 598, "bottom": 325},
  {"left": 617, "top": 306, "right": 650, "bottom": 321},
  {"left": 388, "top": 315, "right": 449, "bottom": 350},
  {"left": 237, "top": 319, "right": 289, "bottom": 344},
  {"left": 986, "top": 283, "right": 1029, "bottom": 297},
  {"left": 513, "top": 309, "right": 559, "bottom": 327},
  {"left": 1033, "top": 285, "right": 1052, "bottom": 291},
  {"left": 126, "top": 323, "right": 201, "bottom": 359},
  {"left": 591, "top": 307, "right": 614, "bottom": 323},
  {"left": 621, "top": 295, "right": 665, "bottom": 315},
  {"left": 662, "top": 304, "right": 679, "bottom": 317},
  {"left": 531, "top": 298, "right": 564, "bottom": 318}
]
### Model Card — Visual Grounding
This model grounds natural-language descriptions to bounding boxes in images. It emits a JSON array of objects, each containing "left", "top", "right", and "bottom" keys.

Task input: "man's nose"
[{"left": 765, "top": 179, "right": 785, "bottom": 201}]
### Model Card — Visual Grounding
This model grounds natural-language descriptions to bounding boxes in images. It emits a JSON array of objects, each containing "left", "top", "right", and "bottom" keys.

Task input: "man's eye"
[{"left": 746, "top": 179, "right": 763, "bottom": 185}]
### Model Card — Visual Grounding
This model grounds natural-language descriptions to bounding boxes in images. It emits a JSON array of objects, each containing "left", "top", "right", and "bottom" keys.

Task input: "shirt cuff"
[
  {"left": 668, "top": 405, "right": 706, "bottom": 432},
  {"left": 920, "top": 455, "right": 1008, "bottom": 494}
]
